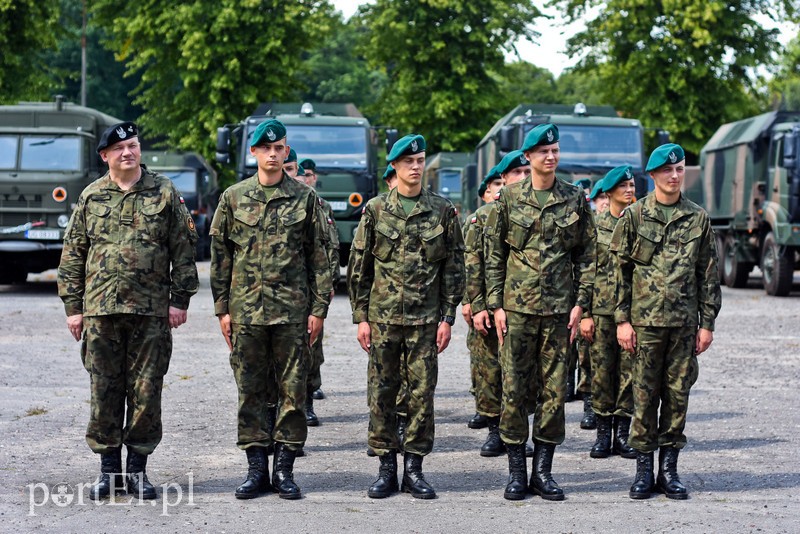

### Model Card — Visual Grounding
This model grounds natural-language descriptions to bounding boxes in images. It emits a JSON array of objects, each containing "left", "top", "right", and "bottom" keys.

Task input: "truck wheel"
[
  {"left": 761, "top": 231, "right": 794, "bottom": 296},
  {"left": 0, "top": 266, "right": 28, "bottom": 285},
  {"left": 722, "top": 235, "right": 752, "bottom": 288}
]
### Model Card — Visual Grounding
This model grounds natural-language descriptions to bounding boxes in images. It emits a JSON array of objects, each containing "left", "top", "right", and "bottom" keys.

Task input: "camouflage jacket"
[
  {"left": 462, "top": 202, "right": 496, "bottom": 314},
  {"left": 610, "top": 193, "right": 721, "bottom": 330},
  {"left": 58, "top": 166, "right": 199, "bottom": 317},
  {"left": 319, "top": 197, "right": 341, "bottom": 286},
  {"left": 209, "top": 174, "right": 332, "bottom": 325},
  {"left": 484, "top": 177, "right": 596, "bottom": 315},
  {"left": 589, "top": 209, "right": 623, "bottom": 317},
  {"left": 348, "top": 187, "right": 465, "bottom": 325}
]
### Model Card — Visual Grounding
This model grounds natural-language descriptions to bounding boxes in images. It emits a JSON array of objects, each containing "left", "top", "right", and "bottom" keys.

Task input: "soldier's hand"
[
  {"left": 473, "top": 310, "right": 491, "bottom": 336},
  {"left": 436, "top": 322, "right": 452, "bottom": 353},
  {"left": 308, "top": 315, "right": 324, "bottom": 346},
  {"left": 580, "top": 317, "right": 595, "bottom": 343},
  {"left": 169, "top": 306, "right": 188, "bottom": 329},
  {"left": 66, "top": 313, "right": 83, "bottom": 342},
  {"left": 461, "top": 303, "right": 472, "bottom": 326},
  {"left": 357, "top": 321, "right": 371, "bottom": 353},
  {"left": 617, "top": 322, "right": 637, "bottom": 354},
  {"left": 218, "top": 314, "right": 233, "bottom": 351},
  {"left": 696, "top": 328, "right": 714, "bottom": 355},
  {"left": 568, "top": 305, "right": 583, "bottom": 343},
  {"left": 494, "top": 308, "right": 507, "bottom": 346}
]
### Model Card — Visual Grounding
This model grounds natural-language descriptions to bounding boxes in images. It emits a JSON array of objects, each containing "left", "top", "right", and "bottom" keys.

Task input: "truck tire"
[
  {"left": 0, "top": 266, "right": 28, "bottom": 285},
  {"left": 761, "top": 231, "right": 794, "bottom": 296},
  {"left": 722, "top": 235, "right": 752, "bottom": 288}
]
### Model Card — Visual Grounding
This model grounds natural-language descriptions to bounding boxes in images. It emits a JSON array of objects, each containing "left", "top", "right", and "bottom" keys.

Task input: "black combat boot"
[
  {"left": 480, "top": 417, "right": 506, "bottom": 457},
  {"left": 89, "top": 448, "right": 123, "bottom": 500},
  {"left": 126, "top": 448, "right": 157, "bottom": 500},
  {"left": 401, "top": 453, "right": 436, "bottom": 499},
  {"left": 656, "top": 447, "right": 688, "bottom": 499},
  {"left": 580, "top": 395, "right": 597, "bottom": 429},
  {"left": 312, "top": 388, "right": 325, "bottom": 400},
  {"left": 265, "top": 405, "right": 277, "bottom": 455},
  {"left": 612, "top": 416, "right": 637, "bottom": 459},
  {"left": 235, "top": 447, "right": 271, "bottom": 499},
  {"left": 367, "top": 447, "right": 377, "bottom": 457},
  {"left": 367, "top": 451, "right": 399, "bottom": 498},
  {"left": 306, "top": 395, "right": 319, "bottom": 427},
  {"left": 468, "top": 412, "right": 489, "bottom": 429},
  {"left": 397, "top": 415, "right": 407, "bottom": 453},
  {"left": 503, "top": 444, "right": 528, "bottom": 500},
  {"left": 590, "top": 415, "right": 613, "bottom": 458},
  {"left": 629, "top": 451, "right": 655, "bottom": 499},
  {"left": 529, "top": 442, "right": 564, "bottom": 501},
  {"left": 272, "top": 443, "right": 301, "bottom": 499}
]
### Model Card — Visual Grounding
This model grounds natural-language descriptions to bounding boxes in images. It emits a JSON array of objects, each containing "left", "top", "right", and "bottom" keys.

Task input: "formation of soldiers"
[{"left": 57, "top": 117, "right": 721, "bottom": 503}]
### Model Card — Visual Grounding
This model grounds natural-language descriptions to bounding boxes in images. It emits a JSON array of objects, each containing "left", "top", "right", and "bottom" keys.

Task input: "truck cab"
[{"left": 422, "top": 152, "right": 471, "bottom": 216}]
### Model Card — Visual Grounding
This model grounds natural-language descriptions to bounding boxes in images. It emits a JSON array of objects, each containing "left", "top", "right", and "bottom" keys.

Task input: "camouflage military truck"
[
  {"left": 142, "top": 151, "right": 219, "bottom": 261},
  {"left": 683, "top": 111, "right": 800, "bottom": 296},
  {"left": 216, "top": 102, "right": 394, "bottom": 266},
  {"left": 470, "top": 103, "right": 655, "bottom": 219},
  {"left": 0, "top": 97, "right": 120, "bottom": 284},
  {"left": 422, "top": 152, "right": 471, "bottom": 215}
]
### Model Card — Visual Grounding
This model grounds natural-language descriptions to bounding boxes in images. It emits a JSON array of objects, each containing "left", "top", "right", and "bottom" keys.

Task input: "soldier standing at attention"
[
  {"left": 580, "top": 166, "right": 637, "bottom": 460},
  {"left": 612, "top": 144, "right": 721, "bottom": 500},
  {"left": 485, "top": 123, "right": 595, "bottom": 501},
  {"left": 348, "top": 134, "right": 465, "bottom": 499},
  {"left": 209, "top": 119, "right": 332, "bottom": 500},
  {"left": 58, "top": 122, "right": 199, "bottom": 501}
]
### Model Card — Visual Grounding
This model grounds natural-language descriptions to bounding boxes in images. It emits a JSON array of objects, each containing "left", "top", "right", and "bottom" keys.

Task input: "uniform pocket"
[
  {"left": 85, "top": 199, "right": 112, "bottom": 240},
  {"left": 506, "top": 211, "right": 534, "bottom": 250},
  {"left": 630, "top": 225, "right": 663, "bottom": 265},
  {"left": 555, "top": 211, "right": 581, "bottom": 249},
  {"left": 139, "top": 196, "right": 168, "bottom": 242},
  {"left": 230, "top": 205, "right": 262, "bottom": 248},
  {"left": 678, "top": 226, "right": 703, "bottom": 260},
  {"left": 372, "top": 220, "right": 399, "bottom": 262},
  {"left": 421, "top": 224, "right": 446, "bottom": 263}
]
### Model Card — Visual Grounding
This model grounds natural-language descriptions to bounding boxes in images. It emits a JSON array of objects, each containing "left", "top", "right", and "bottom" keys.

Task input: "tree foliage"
[
  {"left": 769, "top": 32, "right": 800, "bottom": 110},
  {"left": 554, "top": 0, "right": 798, "bottom": 154},
  {"left": 357, "top": 0, "right": 543, "bottom": 152},
  {"left": 495, "top": 61, "right": 560, "bottom": 110},
  {"left": 91, "top": 0, "right": 336, "bottom": 154},
  {"left": 0, "top": 0, "right": 60, "bottom": 103}
]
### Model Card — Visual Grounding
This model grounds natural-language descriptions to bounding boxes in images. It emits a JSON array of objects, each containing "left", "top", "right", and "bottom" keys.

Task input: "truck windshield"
[
  {"left": 162, "top": 170, "right": 197, "bottom": 193},
  {"left": 245, "top": 124, "right": 368, "bottom": 169},
  {"left": 525, "top": 125, "right": 643, "bottom": 169},
  {"left": 20, "top": 136, "right": 82, "bottom": 171},
  {"left": 0, "top": 135, "right": 18, "bottom": 169},
  {"left": 438, "top": 169, "right": 462, "bottom": 194}
]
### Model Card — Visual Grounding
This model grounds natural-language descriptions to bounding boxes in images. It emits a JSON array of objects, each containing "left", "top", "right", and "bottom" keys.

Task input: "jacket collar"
[
  {"left": 384, "top": 187, "right": 433, "bottom": 220},
  {"left": 244, "top": 172, "right": 295, "bottom": 203}
]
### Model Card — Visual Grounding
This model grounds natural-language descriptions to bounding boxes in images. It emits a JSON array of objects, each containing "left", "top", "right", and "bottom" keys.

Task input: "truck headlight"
[{"left": 57, "top": 214, "right": 70, "bottom": 228}]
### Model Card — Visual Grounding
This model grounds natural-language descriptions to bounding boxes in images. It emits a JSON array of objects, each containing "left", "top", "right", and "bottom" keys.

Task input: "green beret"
[
  {"left": 297, "top": 164, "right": 306, "bottom": 176},
  {"left": 589, "top": 179, "right": 605, "bottom": 200},
  {"left": 299, "top": 158, "right": 316, "bottom": 171},
  {"left": 521, "top": 123, "right": 559, "bottom": 152},
  {"left": 602, "top": 165, "right": 634, "bottom": 192},
  {"left": 646, "top": 143, "right": 685, "bottom": 172},
  {"left": 573, "top": 178, "right": 592, "bottom": 190},
  {"left": 496, "top": 150, "right": 529, "bottom": 176},
  {"left": 97, "top": 121, "right": 138, "bottom": 153},
  {"left": 285, "top": 148, "right": 298, "bottom": 163},
  {"left": 386, "top": 134, "right": 426, "bottom": 163},
  {"left": 382, "top": 165, "right": 396, "bottom": 180},
  {"left": 250, "top": 119, "right": 287, "bottom": 147},
  {"left": 478, "top": 166, "right": 501, "bottom": 198}
]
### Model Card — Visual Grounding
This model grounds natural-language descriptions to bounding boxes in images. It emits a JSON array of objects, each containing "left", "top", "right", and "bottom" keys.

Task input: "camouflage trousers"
[
  {"left": 368, "top": 322, "right": 438, "bottom": 456},
  {"left": 589, "top": 315, "right": 633, "bottom": 417},
  {"left": 499, "top": 311, "right": 569, "bottom": 446},
  {"left": 81, "top": 315, "right": 171, "bottom": 455},
  {"left": 629, "top": 326, "right": 699, "bottom": 452},
  {"left": 307, "top": 325, "right": 325, "bottom": 393},
  {"left": 467, "top": 326, "right": 501, "bottom": 417},
  {"left": 230, "top": 322, "right": 307, "bottom": 451}
]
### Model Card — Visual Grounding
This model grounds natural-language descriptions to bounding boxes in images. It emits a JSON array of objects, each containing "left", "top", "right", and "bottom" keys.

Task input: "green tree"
[
  {"left": 555, "top": 68, "right": 604, "bottom": 106},
  {"left": 495, "top": 61, "right": 559, "bottom": 110},
  {"left": 357, "top": 0, "right": 543, "bottom": 152},
  {"left": 770, "top": 32, "right": 800, "bottom": 110},
  {"left": 91, "top": 1, "right": 336, "bottom": 155},
  {"left": 0, "top": 0, "right": 60, "bottom": 103},
  {"left": 554, "top": 0, "right": 797, "bottom": 154}
]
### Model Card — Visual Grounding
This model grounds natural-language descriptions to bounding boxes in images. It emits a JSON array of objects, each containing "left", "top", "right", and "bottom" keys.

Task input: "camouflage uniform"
[
  {"left": 485, "top": 178, "right": 595, "bottom": 446},
  {"left": 611, "top": 194, "right": 721, "bottom": 452},
  {"left": 58, "top": 166, "right": 199, "bottom": 454},
  {"left": 210, "top": 173, "right": 332, "bottom": 451},
  {"left": 589, "top": 209, "right": 632, "bottom": 417},
  {"left": 348, "top": 187, "right": 465, "bottom": 456}
]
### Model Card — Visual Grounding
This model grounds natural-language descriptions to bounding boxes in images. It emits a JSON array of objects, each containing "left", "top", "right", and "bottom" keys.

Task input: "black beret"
[{"left": 97, "top": 122, "right": 138, "bottom": 153}]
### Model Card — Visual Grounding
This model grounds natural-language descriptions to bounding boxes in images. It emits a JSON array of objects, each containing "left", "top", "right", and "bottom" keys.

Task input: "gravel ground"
[{"left": 1, "top": 264, "right": 798, "bottom": 533}]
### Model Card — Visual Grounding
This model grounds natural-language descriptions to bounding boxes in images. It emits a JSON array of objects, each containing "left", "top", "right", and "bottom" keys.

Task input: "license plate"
[
  {"left": 26, "top": 229, "right": 60, "bottom": 240},
  {"left": 328, "top": 201, "right": 348, "bottom": 211}
]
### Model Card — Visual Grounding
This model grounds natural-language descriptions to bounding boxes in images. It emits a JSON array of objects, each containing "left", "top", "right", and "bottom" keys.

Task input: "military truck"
[
  {"left": 683, "top": 111, "right": 800, "bottom": 296},
  {"left": 470, "top": 103, "right": 653, "bottom": 218},
  {"left": 0, "top": 98, "right": 120, "bottom": 284},
  {"left": 216, "top": 102, "right": 393, "bottom": 265},
  {"left": 422, "top": 152, "right": 471, "bottom": 215},
  {"left": 142, "top": 151, "right": 219, "bottom": 261}
]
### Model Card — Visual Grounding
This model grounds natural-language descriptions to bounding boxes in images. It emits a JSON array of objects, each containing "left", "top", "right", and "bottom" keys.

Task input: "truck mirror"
[
  {"left": 783, "top": 130, "right": 798, "bottom": 170},
  {"left": 656, "top": 129, "right": 671, "bottom": 146},
  {"left": 499, "top": 126, "right": 515, "bottom": 153},
  {"left": 215, "top": 127, "right": 230, "bottom": 165},
  {"left": 385, "top": 128, "right": 399, "bottom": 153}
]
